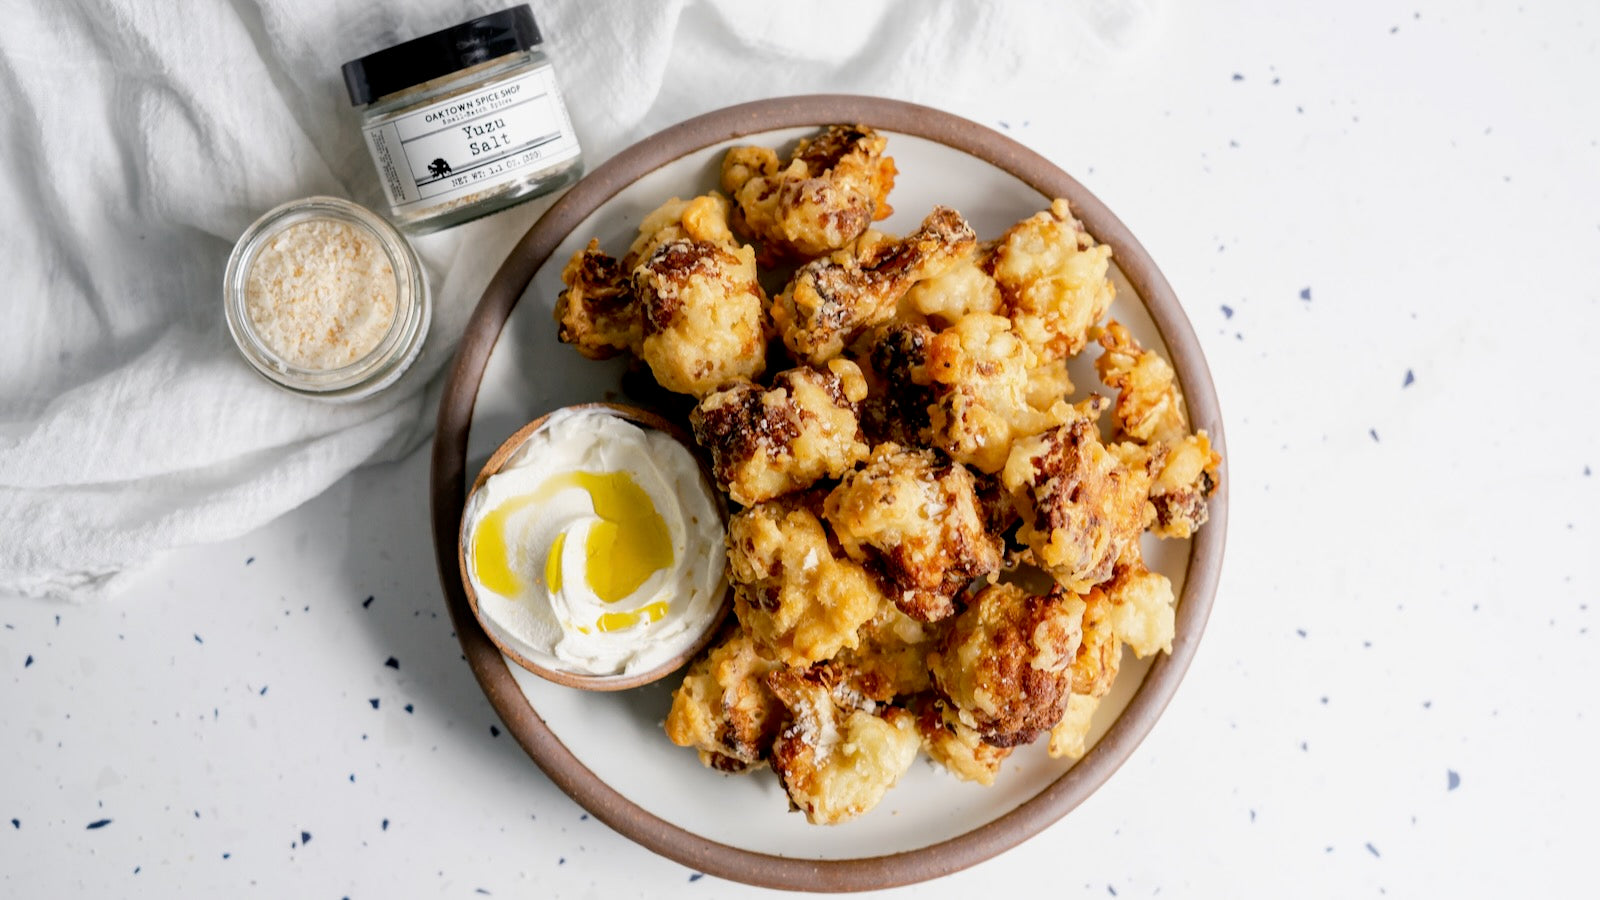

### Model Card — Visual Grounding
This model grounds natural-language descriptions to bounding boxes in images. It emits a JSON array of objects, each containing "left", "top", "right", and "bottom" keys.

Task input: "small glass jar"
[
  {"left": 224, "top": 196, "right": 431, "bottom": 401},
  {"left": 341, "top": 5, "right": 584, "bottom": 234}
]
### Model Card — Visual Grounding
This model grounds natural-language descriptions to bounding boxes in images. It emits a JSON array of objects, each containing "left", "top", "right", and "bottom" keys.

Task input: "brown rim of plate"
[
  {"left": 457, "top": 403, "right": 733, "bottom": 692},
  {"left": 429, "top": 94, "right": 1229, "bottom": 892}
]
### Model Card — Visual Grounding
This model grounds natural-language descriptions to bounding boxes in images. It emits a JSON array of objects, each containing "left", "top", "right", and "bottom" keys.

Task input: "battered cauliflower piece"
[
  {"left": 898, "top": 250, "right": 1002, "bottom": 326},
  {"left": 1000, "top": 416, "right": 1154, "bottom": 592},
  {"left": 766, "top": 665, "right": 920, "bottom": 825},
  {"left": 923, "top": 313, "right": 1075, "bottom": 473},
  {"left": 665, "top": 628, "right": 784, "bottom": 772},
  {"left": 633, "top": 238, "right": 769, "bottom": 396},
  {"left": 913, "top": 694, "right": 1012, "bottom": 785},
  {"left": 928, "top": 582, "right": 1086, "bottom": 747},
  {"left": 773, "top": 206, "right": 977, "bottom": 364},
  {"left": 1071, "top": 587, "right": 1122, "bottom": 700},
  {"left": 824, "top": 443, "right": 1003, "bottom": 622},
  {"left": 1147, "top": 432, "right": 1221, "bottom": 539},
  {"left": 689, "top": 360, "right": 870, "bottom": 507},
  {"left": 623, "top": 193, "right": 739, "bottom": 270},
  {"left": 1095, "top": 320, "right": 1222, "bottom": 538},
  {"left": 554, "top": 240, "right": 639, "bottom": 360},
  {"left": 1103, "top": 556, "right": 1176, "bottom": 658},
  {"left": 721, "top": 124, "right": 897, "bottom": 260},
  {"left": 1046, "top": 693, "right": 1102, "bottom": 760},
  {"left": 990, "top": 199, "right": 1115, "bottom": 362},
  {"left": 831, "top": 605, "right": 941, "bottom": 702},
  {"left": 726, "top": 493, "right": 887, "bottom": 667}
]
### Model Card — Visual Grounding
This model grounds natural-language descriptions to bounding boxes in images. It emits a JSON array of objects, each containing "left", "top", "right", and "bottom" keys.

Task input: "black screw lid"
[{"left": 341, "top": 5, "right": 543, "bottom": 106}]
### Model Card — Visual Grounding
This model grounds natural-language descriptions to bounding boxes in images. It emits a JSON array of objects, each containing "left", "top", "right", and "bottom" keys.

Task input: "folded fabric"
[{"left": 0, "top": 0, "right": 1160, "bottom": 601}]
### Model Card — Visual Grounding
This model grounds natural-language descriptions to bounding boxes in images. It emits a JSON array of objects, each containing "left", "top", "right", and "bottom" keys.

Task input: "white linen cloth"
[{"left": 0, "top": 0, "right": 1159, "bottom": 601}]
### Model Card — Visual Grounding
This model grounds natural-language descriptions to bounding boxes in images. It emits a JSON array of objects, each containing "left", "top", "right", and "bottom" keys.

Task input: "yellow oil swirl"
[{"left": 473, "top": 469, "right": 675, "bottom": 632}]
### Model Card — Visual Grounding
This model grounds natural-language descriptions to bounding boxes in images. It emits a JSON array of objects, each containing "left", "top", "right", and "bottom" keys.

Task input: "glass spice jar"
[{"left": 341, "top": 5, "right": 584, "bottom": 234}]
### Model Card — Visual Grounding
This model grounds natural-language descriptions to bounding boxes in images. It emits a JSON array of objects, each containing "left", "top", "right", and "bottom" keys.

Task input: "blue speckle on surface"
[
  {"left": 348, "top": 774, "right": 355, "bottom": 783},
  {"left": 193, "top": 634, "right": 203, "bottom": 644},
  {"left": 11, "top": 818, "right": 18, "bottom": 829},
  {"left": 1109, "top": 886, "right": 1119, "bottom": 897},
  {"left": 23, "top": 655, "right": 31, "bottom": 668},
  {"left": 1220, "top": 304, "right": 1234, "bottom": 318},
  {"left": 259, "top": 686, "right": 268, "bottom": 696},
  {"left": 1370, "top": 428, "right": 1380, "bottom": 443},
  {"left": 133, "top": 866, "right": 140, "bottom": 874},
  {"left": 1448, "top": 770, "right": 1461, "bottom": 790},
  {"left": 222, "top": 852, "right": 230, "bottom": 860},
  {"left": 490, "top": 725, "right": 501, "bottom": 737},
  {"left": 689, "top": 873, "right": 704, "bottom": 883},
  {"left": 363, "top": 596, "right": 374, "bottom": 608},
  {"left": 245, "top": 556, "right": 254, "bottom": 565},
  {"left": 300, "top": 830, "right": 311, "bottom": 845},
  {"left": 385, "top": 656, "right": 399, "bottom": 669},
  {"left": 1300, "top": 287, "right": 1312, "bottom": 301},
  {"left": 1232, "top": 72, "right": 1244, "bottom": 81},
  {"left": 475, "top": 889, "right": 491, "bottom": 896},
  {"left": 404, "top": 703, "right": 414, "bottom": 714},
  {"left": 1366, "top": 842, "right": 1381, "bottom": 858},
  {"left": 1585, "top": 465, "right": 1591, "bottom": 477},
  {"left": 382, "top": 818, "right": 390, "bottom": 831},
  {"left": 1403, "top": 369, "right": 1415, "bottom": 387},
  {"left": 369, "top": 698, "right": 380, "bottom": 710},
  {"left": 1296, "top": 628, "right": 1307, "bottom": 638},
  {"left": 558, "top": 857, "right": 566, "bottom": 865},
  {"left": 86, "top": 819, "right": 112, "bottom": 830}
]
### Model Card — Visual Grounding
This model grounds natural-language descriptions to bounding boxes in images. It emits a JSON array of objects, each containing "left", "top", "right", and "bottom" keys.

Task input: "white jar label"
[{"left": 361, "top": 63, "right": 581, "bottom": 212}]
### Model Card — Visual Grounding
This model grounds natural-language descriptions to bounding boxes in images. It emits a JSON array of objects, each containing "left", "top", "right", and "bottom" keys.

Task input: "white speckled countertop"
[{"left": 4, "top": 1, "right": 1597, "bottom": 896}]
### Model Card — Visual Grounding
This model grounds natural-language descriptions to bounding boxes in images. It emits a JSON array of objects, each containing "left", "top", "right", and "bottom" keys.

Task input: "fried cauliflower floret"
[
  {"left": 1071, "top": 587, "right": 1122, "bottom": 700},
  {"left": 898, "top": 250, "right": 1002, "bottom": 326},
  {"left": 1103, "top": 555, "right": 1176, "bottom": 658},
  {"left": 990, "top": 199, "right": 1115, "bottom": 362},
  {"left": 1095, "top": 319, "right": 1187, "bottom": 444},
  {"left": 624, "top": 193, "right": 738, "bottom": 269},
  {"left": 923, "top": 313, "right": 1075, "bottom": 473},
  {"left": 928, "top": 582, "right": 1086, "bottom": 747},
  {"left": 824, "top": 443, "right": 1002, "bottom": 622},
  {"left": 665, "top": 628, "right": 783, "bottom": 773},
  {"left": 831, "top": 605, "right": 941, "bottom": 702},
  {"left": 766, "top": 665, "right": 920, "bottom": 825},
  {"left": 554, "top": 240, "right": 639, "bottom": 360},
  {"left": 690, "top": 361, "right": 870, "bottom": 507},
  {"left": 1095, "top": 320, "right": 1222, "bottom": 538},
  {"left": 721, "top": 124, "right": 897, "bottom": 260},
  {"left": 726, "top": 493, "right": 886, "bottom": 667},
  {"left": 1047, "top": 693, "right": 1103, "bottom": 760},
  {"left": 1001, "top": 416, "right": 1154, "bottom": 592},
  {"left": 632, "top": 239, "right": 769, "bottom": 396},
  {"left": 774, "top": 206, "right": 977, "bottom": 364},
  {"left": 913, "top": 694, "right": 1012, "bottom": 785}
]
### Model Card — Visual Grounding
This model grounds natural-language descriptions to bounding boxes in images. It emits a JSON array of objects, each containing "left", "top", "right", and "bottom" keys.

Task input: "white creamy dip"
[{"left": 462, "top": 408, "right": 726, "bottom": 677}]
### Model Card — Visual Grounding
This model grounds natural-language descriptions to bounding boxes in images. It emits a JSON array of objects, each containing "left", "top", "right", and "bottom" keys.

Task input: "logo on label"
[{"left": 427, "top": 158, "right": 453, "bottom": 180}]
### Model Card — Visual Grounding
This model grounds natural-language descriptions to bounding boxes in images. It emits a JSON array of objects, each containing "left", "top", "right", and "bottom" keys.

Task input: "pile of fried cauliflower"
[{"left": 554, "top": 125, "right": 1221, "bottom": 825}]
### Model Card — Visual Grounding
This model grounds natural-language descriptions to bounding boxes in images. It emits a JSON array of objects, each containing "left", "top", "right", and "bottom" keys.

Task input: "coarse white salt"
[{"left": 243, "top": 218, "right": 398, "bottom": 370}]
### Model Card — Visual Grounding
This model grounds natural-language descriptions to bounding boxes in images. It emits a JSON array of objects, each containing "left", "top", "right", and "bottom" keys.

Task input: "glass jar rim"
[{"left": 223, "top": 196, "right": 430, "bottom": 400}]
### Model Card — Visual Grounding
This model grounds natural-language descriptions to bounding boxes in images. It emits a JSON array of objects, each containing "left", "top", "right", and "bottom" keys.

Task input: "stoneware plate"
[{"left": 429, "top": 95, "right": 1228, "bottom": 892}]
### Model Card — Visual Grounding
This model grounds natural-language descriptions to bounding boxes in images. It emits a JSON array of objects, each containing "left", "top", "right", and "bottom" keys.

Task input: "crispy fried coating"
[
  {"left": 767, "top": 665, "right": 920, "bottom": 825},
  {"left": 929, "top": 582, "right": 1086, "bottom": 747},
  {"left": 831, "top": 605, "right": 941, "bottom": 702},
  {"left": 773, "top": 206, "right": 977, "bottom": 364},
  {"left": 1147, "top": 432, "right": 1221, "bottom": 539},
  {"left": 554, "top": 239, "right": 639, "bottom": 360},
  {"left": 913, "top": 694, "right": 1011, "bottom": 785},
  {"left": 726, "top": 493, "right": 887, "bottom": 667},
  {"left": 1046, "top": 693, "right": 1102, "bottom": 760},
  {"left": 690, "top": 361, "right": 870, "bottom": 507},
  {"left": 1103, "top": 555, "right": 1176, "bottom": 658},
  {"left": 1071, "top": 586, "right": 1122, "bottom": 700},
  {"left": 860, "top": 320, "right": 938, "bottom": 447},
  {"left": 665, "top": 628, "right": 784, "bottom": 772},
  {"left": 632, "top": 238, "right": 769, "bottom": 397},
  {"left": 824, "top": 443, "right": 1002, "bottom": 622},
  {"left": 898, "top": 250, "right": 1002, "bottom": 326},
  {"left": 624, "top": 193, "right": 739, "bottom": 270},
  {"left": 721, "top": 124, "right": 897, "bottom": 260},
  {"left": 923, "top": 313, "right": 1075, "bottom": 473},
  {"left": 1000, "top": 415, "right": 1154, "bottom": 592},
  {"left": 990, "top": 199, "right": 1115, "bottom": 362},
  {"left": 1095, "top": 320, "right": 1221, "bottom": 538}
]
